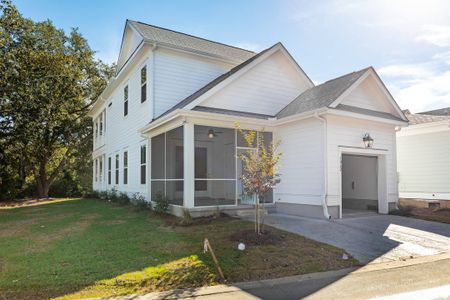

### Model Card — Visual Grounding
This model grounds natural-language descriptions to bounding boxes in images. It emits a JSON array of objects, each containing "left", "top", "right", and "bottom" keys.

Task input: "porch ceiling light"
[
  {"left": 363, "top": 133, "right": 374, "bottom": 148},
  {"left": 208, "top": 129, "right": 215, "bottom": 139}
]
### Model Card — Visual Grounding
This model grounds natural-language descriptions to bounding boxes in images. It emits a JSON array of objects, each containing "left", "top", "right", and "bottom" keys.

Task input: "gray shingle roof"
[
  {"left": 276, "top": 68, "right": 370, "bottom": 118},
  {"left": 419, "top": 107, "right": 450, "bottom": 116},
  {"left": 335, "top": 104, "right": 404, "bottom": 121},
  {"left": 405, "top": 112, "right": 450, "bottom": 125},
  {"left": 129, "top": 20, "right": 255, "bottom": 62},
  {"left": 193, "top": 106, "right": 273, "bottom": 119}
]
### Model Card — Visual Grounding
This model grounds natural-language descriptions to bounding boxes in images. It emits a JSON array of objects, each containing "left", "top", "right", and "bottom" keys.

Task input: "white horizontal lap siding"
[
  {"left": 103, "top": 54, "right": 153, "bottom": 198},
  {"left": 274, "top": 118, "right": 324, "bottom": 205},
  {"left": 397, "top": 130, "right": 450, "bottom": 199},
  {"left": 201, "top": 51, "right": 310, "bottom": 116},
  {"left": 326, "top": 115, "right": 398, "bottom": 206},
  {"left": 154, "top": 48, "right": 234, "bottom": 117},
  {"left": 341, "top": 76, "right": 395, "bottom": 114}
]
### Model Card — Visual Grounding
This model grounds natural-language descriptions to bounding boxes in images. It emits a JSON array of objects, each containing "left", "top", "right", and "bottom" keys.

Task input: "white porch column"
[{"left": 184, "top": 122, "right": 195, "bottom": 208}]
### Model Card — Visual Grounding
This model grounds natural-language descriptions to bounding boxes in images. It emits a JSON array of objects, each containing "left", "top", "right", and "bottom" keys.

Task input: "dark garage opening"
[{"left": 342, "top": 154, "right": 378, "bottom": 217}]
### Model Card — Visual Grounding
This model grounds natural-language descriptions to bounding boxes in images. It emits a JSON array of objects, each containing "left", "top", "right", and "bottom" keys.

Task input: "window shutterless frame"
[
  {"left": 123, "top": 151, "right": 128, "bottom": 185},
  {"left": 123, "top": 85, "right": 128, "bottom": 117},
  {"left": 140, "top": 145, "right": 146, "bottom": 184},
  {"left": 115, "top": 154, "right": 119, "bottom": 185},
  {"left": 108, "top": 157, "right": 112, "bottom": 185},
  {"left": 141, "top": 65, "right": 147, "bottom": 103}
]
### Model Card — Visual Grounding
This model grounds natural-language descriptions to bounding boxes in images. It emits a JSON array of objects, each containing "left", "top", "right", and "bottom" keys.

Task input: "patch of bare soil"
[
  {"left": 164, "top": 213, "right": 232, "bottom": 227},
  {"left": 229, "top": 229, "right": 285, "bottom": 246}
]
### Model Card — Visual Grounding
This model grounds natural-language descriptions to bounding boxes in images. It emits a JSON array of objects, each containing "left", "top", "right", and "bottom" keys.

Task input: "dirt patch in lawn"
[
  {"left": 163, "top": 212, "right": 232, "bottom": 227},
  {"left": 392, "top": 206, "right": 450, "bottom": 224},
  {"left": 230, "top": 229, "right": 285, "bottom": 246}
]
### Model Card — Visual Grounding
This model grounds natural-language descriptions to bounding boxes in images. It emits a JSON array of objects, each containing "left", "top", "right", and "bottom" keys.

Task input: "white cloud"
[
  {"left": 415, "top": 25, "right": 450, "bottom": 47},
  {"left": 433, "top": 51, "right": 450, "bottom": 64},
  {"left": 378, "top": 64, "right": 434, "bottom": 80},
  {"left": 233, "top": 42, "right": 265, "bottom": 52},
  {"left": 379, "top": 54, "right": 450, "bottom": 112}
]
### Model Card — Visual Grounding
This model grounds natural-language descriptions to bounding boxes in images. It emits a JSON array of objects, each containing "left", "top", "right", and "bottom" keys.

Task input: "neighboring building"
[
  {"left": 89, "top": 20, "right": 408, "bottom": 218},
  {"left": 397, "top": 109, "right": 450, "bottom": 208}
]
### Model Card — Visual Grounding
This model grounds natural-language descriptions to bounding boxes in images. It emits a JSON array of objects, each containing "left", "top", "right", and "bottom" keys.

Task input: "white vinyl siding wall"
[
  {"left": 274, "top": 118, "right": 324, "bottom": 205},
  {"left": 97, "top": 53, "right": 153, "bottom": 197},
  {"left": 201, "top": 50, "right": 310, "bottom": 116},
  {"left": 397, "top": 130, "right": 450, "bottom": 200},
  {"left": 153, "top": 48, "right": 234, "bottom": 117}
]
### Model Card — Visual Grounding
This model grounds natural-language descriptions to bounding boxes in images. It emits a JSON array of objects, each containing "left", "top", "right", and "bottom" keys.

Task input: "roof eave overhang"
[
  {"left": 327, "top": 108, "right": 409, "bottom": 126},
  {"left": 140, "top": 109, "right": 275, "bottom": 138}
]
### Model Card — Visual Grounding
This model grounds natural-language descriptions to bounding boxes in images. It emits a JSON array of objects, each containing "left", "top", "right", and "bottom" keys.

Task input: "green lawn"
[{"left": 0, "top": 198, "right": 358, "bottom": 299}]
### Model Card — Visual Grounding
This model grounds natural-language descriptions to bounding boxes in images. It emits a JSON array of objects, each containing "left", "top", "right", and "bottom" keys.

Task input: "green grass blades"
[{"left": 0, "top": 198, "right": 357, "bottom": 299}]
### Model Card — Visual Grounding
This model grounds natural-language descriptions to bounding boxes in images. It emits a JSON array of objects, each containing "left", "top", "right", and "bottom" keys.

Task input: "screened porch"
[{"left": 149, "top": 123, "right": 274, "bottom": 209}]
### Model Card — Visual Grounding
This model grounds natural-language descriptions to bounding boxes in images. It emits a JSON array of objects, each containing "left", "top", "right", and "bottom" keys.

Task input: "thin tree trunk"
[{"left": 260, "top": 195, "right": 265, "bottom": 233}]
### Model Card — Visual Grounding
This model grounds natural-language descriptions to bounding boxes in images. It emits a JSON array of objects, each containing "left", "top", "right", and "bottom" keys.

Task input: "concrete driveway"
[{"left": 245, "top": 213, "right": 450, "bottom": 263}]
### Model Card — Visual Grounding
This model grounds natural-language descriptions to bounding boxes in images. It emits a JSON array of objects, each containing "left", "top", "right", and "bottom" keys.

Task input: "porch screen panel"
[
  {"left": 194, "top": 125, "right": 236, "bottom": 207},
  {"left": 150, "top": 127, "right": 184, "bottom": 206},
  {"left": 166, "top": 127, "right": 183, "bottom": 205},
  {"left": 151, "top": 134, "right": 165, "bottom": 179}
]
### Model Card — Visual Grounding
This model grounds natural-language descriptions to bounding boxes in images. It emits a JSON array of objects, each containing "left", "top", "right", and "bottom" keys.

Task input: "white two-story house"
[{"left": 89, "top": 20, "right": 408, "bottom": 218}]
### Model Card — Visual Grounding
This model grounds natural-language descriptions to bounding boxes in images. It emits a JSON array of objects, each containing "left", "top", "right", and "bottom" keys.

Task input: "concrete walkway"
[
  {"left": 110, "top": 253, "right": 450, "bottom": 300},
  {"left": 242, "top": 213, "right": 450, "bottom": 263}
]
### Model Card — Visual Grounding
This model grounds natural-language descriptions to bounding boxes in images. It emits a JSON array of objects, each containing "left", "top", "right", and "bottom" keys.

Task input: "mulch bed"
[
  {"left": 164, "top": 212, "right": 232, "bottom": 227},
  {"left": 229, "top": 229, "right": 286, "bottom": 246}
]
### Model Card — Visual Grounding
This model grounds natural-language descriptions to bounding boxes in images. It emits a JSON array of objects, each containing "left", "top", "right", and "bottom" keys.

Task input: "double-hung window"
[
  {"left": 99, "top": 157, "right": 103, "bottom": 182},
  {"left": 94, "top": 158, "right": 98, "bottom": 182},
  {"left": 115, "top": 154, "right": 119, "bottom": 185},
  {"left": 123, "top": 151, "right": 128, "bottom": 185},
  {"left": 99, "top": 114, "right": 103, "bottom": 136},
  {"left": 108, "top": 157, "right": 111, "bottom": 185},
  {"left": 140, "top": 145, "right": 146, "bottom": 184},
  {"left": 141, "top": 66, "right": 147, "bottom": 103},
  {"left": 123, "top": 85, "right": 128, "bottom": 116}
]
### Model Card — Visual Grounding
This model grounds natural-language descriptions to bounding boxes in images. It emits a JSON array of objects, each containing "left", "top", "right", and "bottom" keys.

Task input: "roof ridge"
[
  {"left": 128, "top": 19, "right": 256, "bottom": 54},
  {"left": 317, "top": 66, "right": 371, "bottom": 87}
]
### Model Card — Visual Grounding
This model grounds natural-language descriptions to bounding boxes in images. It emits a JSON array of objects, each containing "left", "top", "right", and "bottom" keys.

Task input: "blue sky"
[{"left": 13, "top": 0, "right": 450, "bottom": 112}]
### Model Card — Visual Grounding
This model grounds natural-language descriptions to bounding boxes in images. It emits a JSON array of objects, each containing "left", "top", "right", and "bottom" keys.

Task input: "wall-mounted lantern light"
[
  {"left": 207, "top": 129, "right": 215, "bottom": 139},
  {"left": 363, "top": 133, "right": 374, "bottom": 148}
]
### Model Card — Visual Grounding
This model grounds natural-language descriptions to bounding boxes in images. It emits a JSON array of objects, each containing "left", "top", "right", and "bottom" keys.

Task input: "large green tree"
[{"left": 0, "top": 0, "right": 114, "bottom": 198}]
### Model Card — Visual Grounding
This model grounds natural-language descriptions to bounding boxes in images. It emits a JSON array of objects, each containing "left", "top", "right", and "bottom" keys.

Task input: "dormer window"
[
  {"left": 141, "top": 66, "right": 147, "bottom": 103},
  {"left": 123, "top": 85, "right": 128, "bottom": 116}
]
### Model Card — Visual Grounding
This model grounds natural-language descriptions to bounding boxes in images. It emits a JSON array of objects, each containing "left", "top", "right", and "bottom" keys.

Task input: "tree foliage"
[
  {"left": 0, "top": 0, "right": 115, "bottom": 198},
  {"left": 236, "top": 123, "right": 282, "bottom": 234}
]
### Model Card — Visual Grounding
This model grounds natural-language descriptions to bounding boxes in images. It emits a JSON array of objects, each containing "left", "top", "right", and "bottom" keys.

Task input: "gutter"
[{"left": 314, "top": 112, "right": 331, "bottom": 220}]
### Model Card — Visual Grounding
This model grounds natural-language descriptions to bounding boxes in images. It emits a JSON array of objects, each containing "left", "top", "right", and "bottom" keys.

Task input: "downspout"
[{"left": 314, "top": 112, "right": 331, "bottom": 220}]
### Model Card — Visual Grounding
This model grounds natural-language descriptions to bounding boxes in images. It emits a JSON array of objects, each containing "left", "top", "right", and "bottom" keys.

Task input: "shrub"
[
  {"left": 99, "top": 191, "right": 108, "bottom": 200},
  {"left": 85, "top": 190, "right": 100, "bottom": 199},
  {"left": 107, "top": 188, "right": 119, "bottom": 202},
  {"left": 153, "top": 192, "right": 169, "bottom": 214},
  {"left": 117, "top": 192, "right": 130, "bottom": 205},
  {"left": 130, "top": 193, "right": 150, "bottom": 211}
]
